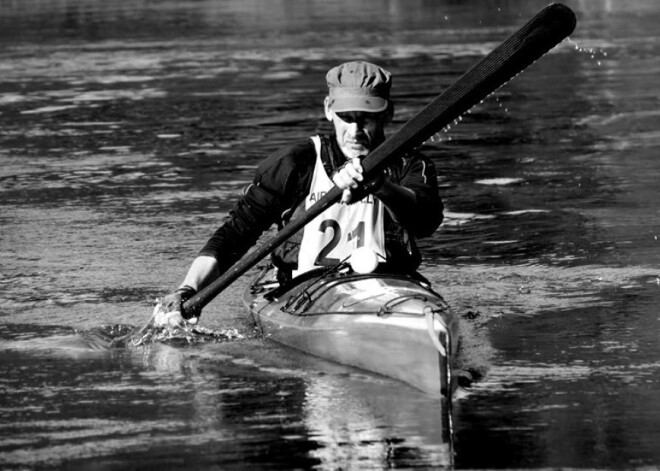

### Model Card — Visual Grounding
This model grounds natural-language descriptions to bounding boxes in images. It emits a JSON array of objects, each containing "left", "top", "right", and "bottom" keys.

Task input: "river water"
[{"left": 2, "top": 0, "right": 660, "bottom": 469}]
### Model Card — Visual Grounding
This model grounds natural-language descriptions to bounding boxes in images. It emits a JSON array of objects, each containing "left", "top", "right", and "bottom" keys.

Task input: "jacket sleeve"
[
  {"left": 395, "top": 151, "right": 444, "bottom": 237},
  {"left": 198, "top": 140, "right": 315, "bottom": 273}
]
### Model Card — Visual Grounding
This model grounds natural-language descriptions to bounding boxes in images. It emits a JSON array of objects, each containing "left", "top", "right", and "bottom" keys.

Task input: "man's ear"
[
  {"left": 384, "top": 101, "right": 394, "bottom": 124},
  {"left": 324, "top": 96, "right": 334, "bottom": 122}
]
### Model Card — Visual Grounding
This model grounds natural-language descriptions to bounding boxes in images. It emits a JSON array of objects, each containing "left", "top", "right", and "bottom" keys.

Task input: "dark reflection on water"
[
  {"left": 2, "top": 0, "right": 660, "bottom": 468},
  {"left": 0, "top": 324, "right": 450, "bottom": 469},
  {"left": 454, "top": 281, "right": 660, "bottom": 468}
]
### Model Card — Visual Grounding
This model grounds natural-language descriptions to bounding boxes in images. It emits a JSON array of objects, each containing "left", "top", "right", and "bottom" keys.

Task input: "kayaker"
[{"left": 162, "top": 61, "right": 444, "bottom": 323}]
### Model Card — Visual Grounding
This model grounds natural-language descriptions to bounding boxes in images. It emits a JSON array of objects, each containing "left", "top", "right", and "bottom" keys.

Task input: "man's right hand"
[
  {"left": 158, "top": 285, "right": 200, "bottom": 326},
  {"left": 155, "top": 256, "right": 218, "bottom": 328}
]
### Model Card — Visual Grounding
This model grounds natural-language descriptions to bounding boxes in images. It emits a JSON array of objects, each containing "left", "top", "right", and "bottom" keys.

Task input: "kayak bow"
[{"left": 243, "top": 265, "right": 459, "bottom": 400}]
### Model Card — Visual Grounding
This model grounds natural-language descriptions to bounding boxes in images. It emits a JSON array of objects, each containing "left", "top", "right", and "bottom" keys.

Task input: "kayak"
[{"left": 243, "top": 263, "right": 459, "bottom": 402}]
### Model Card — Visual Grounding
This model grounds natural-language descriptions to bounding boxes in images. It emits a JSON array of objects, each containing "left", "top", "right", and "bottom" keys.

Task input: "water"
[{"left": 2, "top": 0, "right": 660, "bottom": 468}]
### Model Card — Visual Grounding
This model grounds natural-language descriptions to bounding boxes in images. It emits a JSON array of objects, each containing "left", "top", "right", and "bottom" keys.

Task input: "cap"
[{"left": 326, "top": 61, "right": 392, "bottom": 113}]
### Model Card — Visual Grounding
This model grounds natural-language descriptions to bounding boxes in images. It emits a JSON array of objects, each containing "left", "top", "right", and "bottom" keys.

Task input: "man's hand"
[
  {"left": 156, "top": 285, "right": 200, "bottom": 327},
  {"left": 332, "top": 158, "right": 384, "bottom": 204}
]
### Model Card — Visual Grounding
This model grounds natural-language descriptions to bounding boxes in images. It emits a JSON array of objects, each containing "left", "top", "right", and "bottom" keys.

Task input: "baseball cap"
[{"left": 326, "top": 61, "right": 392, "bottom": 113}]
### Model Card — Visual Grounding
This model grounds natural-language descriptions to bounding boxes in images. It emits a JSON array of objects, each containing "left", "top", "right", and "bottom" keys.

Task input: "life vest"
[{"left": 292, "top": 136, "right": 386, "bottom": 277}]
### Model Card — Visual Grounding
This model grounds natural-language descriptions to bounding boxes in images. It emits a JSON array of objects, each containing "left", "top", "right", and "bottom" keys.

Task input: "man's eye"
[
  {"left": 337, "top": 113, "right": 380, "bottom": 125},
  {"left": 337, "top": 113, "right": 356, "bottom": 123}
]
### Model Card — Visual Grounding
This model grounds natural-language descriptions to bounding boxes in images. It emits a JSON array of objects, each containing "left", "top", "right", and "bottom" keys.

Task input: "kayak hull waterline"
[{"left": 243, "top": 266, "right": 459, "bottom": 399}]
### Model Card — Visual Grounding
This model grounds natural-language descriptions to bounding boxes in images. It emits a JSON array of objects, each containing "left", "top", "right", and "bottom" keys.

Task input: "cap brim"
[{"left": 328, "top": 96, "right": 389, "bottom": 113}]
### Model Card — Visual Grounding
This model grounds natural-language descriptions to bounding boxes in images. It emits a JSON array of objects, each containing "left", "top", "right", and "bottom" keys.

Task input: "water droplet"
[{"left": 568, "top": 38, "right": 607, "bottom": 65}]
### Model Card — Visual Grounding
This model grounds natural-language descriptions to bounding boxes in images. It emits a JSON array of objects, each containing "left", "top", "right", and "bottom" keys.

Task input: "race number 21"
[{"left": 314, "top": 219, "right": 365, "bottom": 266}]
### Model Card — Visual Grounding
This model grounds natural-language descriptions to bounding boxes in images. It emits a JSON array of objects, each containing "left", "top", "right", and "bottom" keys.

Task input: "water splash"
[
  {"left": 125, "top": 324, "right": 243, "bottom": 347},
  {"left": 88, "top": 321, "right": 244, "bottom": 349},
  {"left": 567, "top": 38, "right": 608, "bottom": 66}
]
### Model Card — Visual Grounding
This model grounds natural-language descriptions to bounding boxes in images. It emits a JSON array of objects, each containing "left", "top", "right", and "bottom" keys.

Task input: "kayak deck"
[{"left": 243, "top": 265, "right": 458, "bottom": 401}]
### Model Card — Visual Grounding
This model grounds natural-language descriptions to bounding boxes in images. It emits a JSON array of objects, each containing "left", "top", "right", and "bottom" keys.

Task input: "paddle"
[{"left": 181, "top": 3, "right": 576, "bottom": 315}]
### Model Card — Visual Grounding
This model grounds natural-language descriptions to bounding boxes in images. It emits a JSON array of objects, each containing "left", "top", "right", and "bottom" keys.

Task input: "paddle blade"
[{"left": 361, "top": 2, "right": 577, "bottom": 177}]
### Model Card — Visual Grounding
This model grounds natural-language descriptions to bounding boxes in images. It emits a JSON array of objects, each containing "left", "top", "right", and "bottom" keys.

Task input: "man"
[{"left": 161, "top": 61, "right": 443, "bottom": 324}]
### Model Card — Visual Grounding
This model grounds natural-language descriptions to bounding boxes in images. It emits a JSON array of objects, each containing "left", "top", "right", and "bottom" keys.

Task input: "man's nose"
[{"left": 347, "top": 121, "right": 362, "bottom": 134}]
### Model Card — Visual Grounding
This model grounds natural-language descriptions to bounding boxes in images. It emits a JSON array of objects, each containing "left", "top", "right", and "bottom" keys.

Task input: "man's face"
[{"left": 326, "top": 108, "right": 389, "bottom": 160}]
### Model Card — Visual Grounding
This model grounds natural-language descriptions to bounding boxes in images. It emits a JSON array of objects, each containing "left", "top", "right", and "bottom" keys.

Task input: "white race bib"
[{"left": 294, "top": 136, "right": 386, "bottom": 277}]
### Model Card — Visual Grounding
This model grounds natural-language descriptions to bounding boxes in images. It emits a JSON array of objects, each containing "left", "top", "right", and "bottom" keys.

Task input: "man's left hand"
[{"left": 332, "top": 158, "right": 384, "bottom": 204}]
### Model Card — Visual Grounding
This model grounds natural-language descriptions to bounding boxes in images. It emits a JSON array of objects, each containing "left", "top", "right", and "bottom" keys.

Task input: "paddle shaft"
[{"left": 184, "top": 3, "right": 576, "bottom": 314}]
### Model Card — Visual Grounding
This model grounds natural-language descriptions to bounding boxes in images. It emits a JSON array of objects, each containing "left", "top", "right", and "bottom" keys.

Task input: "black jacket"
[{"left": 199, "top": 134, "right": 443, "bottom": 274}]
